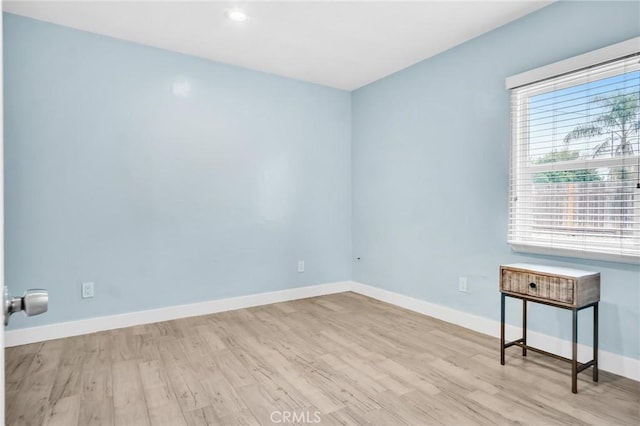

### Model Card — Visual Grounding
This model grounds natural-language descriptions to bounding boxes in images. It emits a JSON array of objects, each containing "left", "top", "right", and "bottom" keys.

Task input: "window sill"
[{"left": 509, "top": 243, "right": 640, "bottom": 265}]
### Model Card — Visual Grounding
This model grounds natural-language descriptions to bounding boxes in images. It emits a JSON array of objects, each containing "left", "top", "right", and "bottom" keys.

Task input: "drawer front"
[{"left": 501, "top": 269, "right": 575, "bottom": 304}]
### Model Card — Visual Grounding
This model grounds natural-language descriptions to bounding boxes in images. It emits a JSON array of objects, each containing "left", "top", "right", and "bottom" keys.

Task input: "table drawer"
[{"left": 501, "top": 269, "right": 574, "bottom": 304}]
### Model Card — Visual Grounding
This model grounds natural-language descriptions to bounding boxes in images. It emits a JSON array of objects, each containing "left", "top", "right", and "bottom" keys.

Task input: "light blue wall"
[
  {"left": 4, "top": 13, "right": 352, "bottom": 329},
  {"left": 352, "top": 1, "right": 640, "bottom": 359}
]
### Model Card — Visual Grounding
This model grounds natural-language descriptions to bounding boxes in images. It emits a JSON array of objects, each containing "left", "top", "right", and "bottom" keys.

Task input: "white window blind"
[{"left": 508, "top": 47, "right": 640, "bottom": 263}]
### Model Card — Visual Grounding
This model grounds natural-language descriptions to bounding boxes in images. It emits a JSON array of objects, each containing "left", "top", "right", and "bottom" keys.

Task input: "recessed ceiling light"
[{"left": 226, "top": 9, "right": 248, "bottom": 22}]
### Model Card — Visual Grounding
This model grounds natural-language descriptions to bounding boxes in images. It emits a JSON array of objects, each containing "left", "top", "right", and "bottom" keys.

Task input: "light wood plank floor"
[{"left": 5, "top": 292, "right": 640, "bottom": 425}]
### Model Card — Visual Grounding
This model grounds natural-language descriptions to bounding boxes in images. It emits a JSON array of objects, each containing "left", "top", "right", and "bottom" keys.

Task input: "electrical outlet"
[
  {"left": 297, "top": 260, "right": 305, "bottom": 273},
  {"left": 458, "top": 277, "right": 468, "bottom": 293},
  {"left": 82, "top": 282, "right": 94, "bottom": 299}
]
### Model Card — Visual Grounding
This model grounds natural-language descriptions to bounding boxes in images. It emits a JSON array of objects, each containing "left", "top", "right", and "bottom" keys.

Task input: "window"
[{"left": 507, "top": 39, "right": 640, "bottom": 263}]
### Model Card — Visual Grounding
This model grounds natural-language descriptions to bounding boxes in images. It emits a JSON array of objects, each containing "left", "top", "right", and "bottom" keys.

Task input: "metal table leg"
[
  {"left": 500, "top": 293, "right": 505, "bottom": 365},
  {"left": 522, "top": 299, "right": 527, "bottom": 357},
  {"left": 593, "top": 303, "right": 599, "bottom": 382},
  {"left": 572, "top": 308, "right": 578, "bottom": 394}
]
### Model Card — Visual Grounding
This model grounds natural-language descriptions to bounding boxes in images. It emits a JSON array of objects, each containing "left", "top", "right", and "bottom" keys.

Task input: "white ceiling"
[{"left": 3, "top": 1, "right": 552, "bottom": 90}]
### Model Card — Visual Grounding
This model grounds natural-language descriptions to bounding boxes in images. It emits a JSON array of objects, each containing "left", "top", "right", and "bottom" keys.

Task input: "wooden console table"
[{"left": 500, "top": 263, "right": 600, "bottom": 393}]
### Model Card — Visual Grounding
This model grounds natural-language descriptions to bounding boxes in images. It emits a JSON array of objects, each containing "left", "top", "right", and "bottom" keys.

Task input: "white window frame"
[{"left": 506, "top": 37, "right": 640, "bottom": 264}]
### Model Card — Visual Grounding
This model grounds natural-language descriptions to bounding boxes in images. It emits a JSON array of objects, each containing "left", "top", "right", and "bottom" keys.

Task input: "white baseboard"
[
  {"left": 350, "top": 281, "right": 640, "bottom": 382},
  {"left": 5, "top": 279, "right": 638, "bottom": 382},
  {"left": 4, "top": 281, "right": 351, "bottom": 347}
]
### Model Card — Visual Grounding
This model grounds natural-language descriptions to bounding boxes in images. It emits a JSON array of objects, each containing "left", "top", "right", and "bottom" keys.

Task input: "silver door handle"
[{"left": 4, "top": 286, "right": 48, "bottom": 326}]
